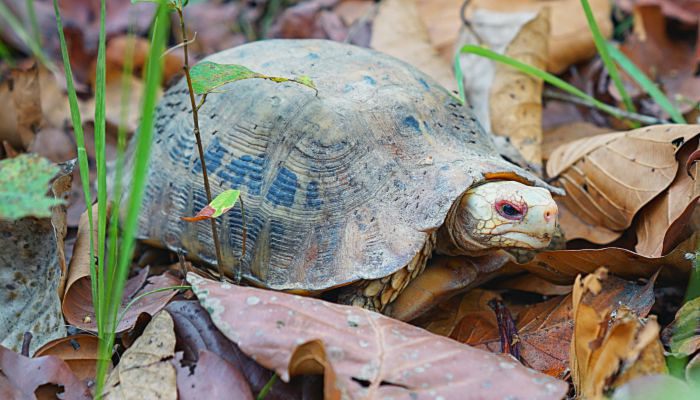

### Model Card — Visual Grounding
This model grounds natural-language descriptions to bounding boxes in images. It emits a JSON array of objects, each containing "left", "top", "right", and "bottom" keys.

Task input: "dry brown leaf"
[
  {"left": 542, "top": 122, "right": 613, "bottom": 162},
  {"left": 62, "top": 206, "right": 182, "bottom": 332},
  {"left": 635, "top": 138, "right": 700, "bottom": 257},
  {"left": 10, "top": 63, "right": 42, "bottom": 149},
  {"left": 34, "top": 335, "right": 99, "bottom": 382},
  {"left": 510, "top": 233, "right": 694, "bottom": 284},
  {"left": 0, "top": 345, "right": 91, "bottom": 399},
  {"left": 187, "top": 273, "right": 568, "bottom": 399},
  {"left": 370, "top": 0, "right": 456, "bottom": 92},
  {"left": 416, "top": 0, "right": 612, "bottom": 73},
  {"left": 490, "top": 8, "right": 549, "bottom": 169},
  {"left": 173, "top": 350, "right": 254, "bottom": 400},
  {"left": 570, "top": 269, "right": 667, "bottom": 398},
  {"left": 547, "top": 124, "right": 700, "bottom": 243},
  {"left": 103, "top": 311, "right": 177, "bottom": 400},
  {"left": 419, "top": 272, "right": 656, "bottom": 377},
  {"left": 618, "top": 0, "right": 700, "bottom": 23},
  {"left": 495, "top": 273, "right": 573, "bottom": 296},
  {"left": 166, "top": 300, "right": 312, "bottom": 399}
]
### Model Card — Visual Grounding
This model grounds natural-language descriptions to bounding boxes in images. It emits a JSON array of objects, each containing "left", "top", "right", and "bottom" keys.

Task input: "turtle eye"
[{"left": 496, "top": 200, "right": 525, "bottom": 221}]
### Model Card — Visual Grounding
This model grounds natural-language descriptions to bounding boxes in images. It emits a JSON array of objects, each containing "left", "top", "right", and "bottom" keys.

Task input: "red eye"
[{"left": 496, "top": 200, "right": 526, "bottom": 220}]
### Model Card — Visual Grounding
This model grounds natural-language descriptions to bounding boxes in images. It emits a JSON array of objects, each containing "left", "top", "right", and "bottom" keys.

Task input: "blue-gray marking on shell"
[
  {"left": 192, "top": 137, "right": 225, "bottom": 174},
  {"left": 305, "top": 181, "right": 322, "bottom": 209},
  {"left": 403, "top": 116, "right": 420, "bottom": 132},
  {"left": 265, "top": 167, "right": 298, "bottom": 207}
]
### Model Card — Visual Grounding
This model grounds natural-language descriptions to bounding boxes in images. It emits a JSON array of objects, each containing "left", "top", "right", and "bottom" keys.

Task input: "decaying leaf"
[
  {"left": 370, "top": 0, "right": 456, "bottom": 92},
  {"left": 0, "top": 157, "right": 72, "bottom": 354},
  {"left": 103, "top": 311, "right": 177, "bottom": 400},
  {"left": 34, "top": 334, "right": 100, "bottom": 382},
  {"left": 510, "top": 233, "right": 695, "bottom": 284},
  {"left": 570, "top": 269, "right": 667, "bottom": 399},
  {"left": 10, "top": 63, "right": 42, "bottom": 149},
  {"left": 173, "top": 350, "right": 254, "bottom": 400},
  {"left": 547, "top": 124, "right": 700, "bottom": 244},
  {"left": 166, "top": 300, "right": 310, "bottom": 400},
  {"left": 0, "top": 344, "right": 91, "bottom": 399},
  {"left": 182, "top": 189, "right": 240, "bottom": 222},
  {"left": 188, "top": 273, "right": 568, "bottom": 399},
  {"left": 489, "top": 8, "right": 549, "bottom": 169},
  {"left": 418, "top": 272, "right": 656, "bottom": 377},
  {"left": 0, "top": 154, "right": 63, "bottom": 220},
  {"left": 62, "top": 207, "right": 182, "bottom": 333},
  {"left": 635, "top": 139, "right": 700, "bottom": 257}
]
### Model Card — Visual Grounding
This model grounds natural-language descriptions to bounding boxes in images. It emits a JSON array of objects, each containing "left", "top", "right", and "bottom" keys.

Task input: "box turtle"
[{"left": 128, "top": 39, "right": 560, "bottom": 320}]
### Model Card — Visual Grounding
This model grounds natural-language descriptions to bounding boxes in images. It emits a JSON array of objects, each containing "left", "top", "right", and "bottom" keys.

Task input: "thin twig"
[
  {"left": 163, "top": 31, "right": 196, "bottom": 58},
  {"left": 543, "top": 88, "right": 669, "bottom": 125},
  {"left": 176, "top": 6, "right": 226, "bottom": 280}
]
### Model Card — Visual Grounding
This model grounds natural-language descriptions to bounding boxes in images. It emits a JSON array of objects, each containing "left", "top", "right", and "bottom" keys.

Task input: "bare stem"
[
  {"left": 543, "top": 88, "right": 669, "bottom": 125},
  {"left": 177, "top": 6, "right": 226, "bottom": 280}
]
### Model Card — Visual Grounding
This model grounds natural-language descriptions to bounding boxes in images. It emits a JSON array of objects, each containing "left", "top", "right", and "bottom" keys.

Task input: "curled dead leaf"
[
  {"left": 0, "top": 344, "right": 91, "bottom": 399},
  {"left": 570, "top": 269, "right": 667, "bottom": 399},
  {"left": 510, "top": 233, "right": 695, "bottom": 284},
  {"left": 173, "top": 350, "right": 254, "bottom": 400},
  {"left": 187, "top": 273, "right": 568, "bottom": 399},
  {"left": 547, "top": 124, "right": 700, "bottom": 244},
  {"left": 34, "top": 334, "right": 100, "bottom": 382}
]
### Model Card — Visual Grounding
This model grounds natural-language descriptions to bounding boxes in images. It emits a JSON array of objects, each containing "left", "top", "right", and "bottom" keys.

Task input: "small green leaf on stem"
[
  {"left": 190, "top": 61, "right": 316, "bottom": 95},
  {"left": 182, "top": 189, "right": 240, "bottom": 222},
  {"left": 0, "top": 154, "right": 63, "bottom": 220}
]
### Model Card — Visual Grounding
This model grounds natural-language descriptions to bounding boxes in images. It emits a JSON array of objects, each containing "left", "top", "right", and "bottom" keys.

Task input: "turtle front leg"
[
  {"left": 384, "top": 252, "right": 513, "bottom": 321},
  {"left": 335, "top": 236, "right": 435, "bottom": 313}
]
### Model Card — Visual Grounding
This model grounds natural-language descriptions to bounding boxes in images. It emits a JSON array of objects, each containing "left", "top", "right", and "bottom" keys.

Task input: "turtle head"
[{"left": 445, "top": 181, "right": 558, "bottom": 253}]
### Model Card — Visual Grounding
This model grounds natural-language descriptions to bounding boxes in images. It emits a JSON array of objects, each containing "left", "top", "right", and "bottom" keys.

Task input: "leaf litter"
[{"left": 2, "top": 0, "right": 700, "bottom": 398}]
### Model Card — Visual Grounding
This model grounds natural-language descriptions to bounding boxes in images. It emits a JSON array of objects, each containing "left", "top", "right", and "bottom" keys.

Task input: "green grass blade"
[
  {"left": 608, "top": 44, "right": 686, "bottom": 124},
  {"left": 94, "top": 0, "right": 108, "bottom": 337},
  {"left": 94, "top": 2, "right": 171, "bottom": 395},
  {"left": 580, "top": 0, "right": 636, "bottom": 114},
  {"left": 456, "top": 44, "right": 667, "bottom": 125},
  {"left": 106, "top": 32, "right": 136, "bottom": 332},
  {"left": 25, "top": 0, "right": 41, "bottom": 45},
  {"left": 0, "top": 1, "right": 55, "bottom": 71},
  {"left": 52, "top": 0, "right": 97, "bottom": 341},
  {"left": 453, "top": 55, "right": 466, "bottom": 105}
]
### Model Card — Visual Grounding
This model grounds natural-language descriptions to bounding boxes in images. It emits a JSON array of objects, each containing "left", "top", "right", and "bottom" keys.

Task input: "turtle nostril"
[{"left": 543, "top": 205, "right": 558, "bottom": 222}]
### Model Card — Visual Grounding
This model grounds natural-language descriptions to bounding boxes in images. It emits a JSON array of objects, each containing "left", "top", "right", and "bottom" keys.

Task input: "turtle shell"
[{"left": 133, "top": 39, "right": 554, "bottom": 291}]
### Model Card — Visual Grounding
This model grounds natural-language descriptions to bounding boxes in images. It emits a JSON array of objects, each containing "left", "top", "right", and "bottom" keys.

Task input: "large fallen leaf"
[
  {"left": 510, "top": 233, "right": 694, "bottom": 284},
  {"left": 635, "top": 138, "right": 700, "bottom": 257},
  {"left": 103, "top": 311, "right": 177, "bottom": 400},
  {"left": 174, "top": 350, "right": 254, "bottom": 400},
  {"left": 418, "top": 272, "right": 656, "bottom": 377},
  {"left": 34, "top": 335, "right": 99, "bottom": 382},
  {"left": 370, "top": 0, "right": 456, "bottom": 92},
  {"left": 547, "top": 124, "right": 700, "bottom": 243},
  {"left": 570, "top": 269, "right": 667, "bottom": 399},
  {"left": 486, "top": 8, "right": 549, "bottom": 169},
  {"left": 0, "top": 158, "right": 71, "bottom": 354},
  {"left": 542, "top": 122, "right": 613, "bottom": 162},
  {"left": 166, "top": 300, "right": 310, "bottom": 399},
  {"left": 0, "top": 344, "right": 91, "bottom": 399},
  {"left": 417, "top": 0, "right": 612, "bottom": 73},
  {"left": 187, "top": 273, "right": 567, "bottom": 399},
  {"left": 10, "top": 64, "right": 42, "bottom": 149},
  {"left": 63, "top": 207, "right": 182, "bottom": 332}
]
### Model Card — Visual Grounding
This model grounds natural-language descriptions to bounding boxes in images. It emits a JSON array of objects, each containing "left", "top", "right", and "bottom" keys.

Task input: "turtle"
[{"left": 127, "top": 39, "right": 561, "bottom": 321}]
